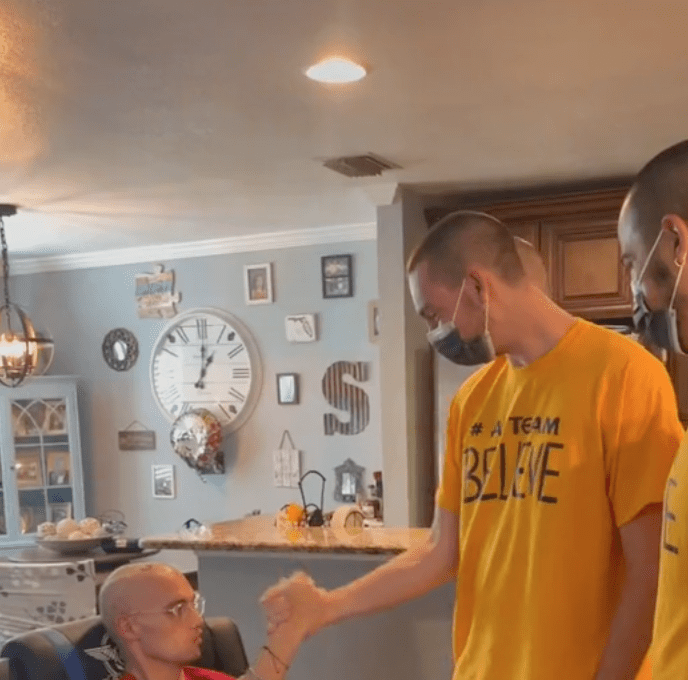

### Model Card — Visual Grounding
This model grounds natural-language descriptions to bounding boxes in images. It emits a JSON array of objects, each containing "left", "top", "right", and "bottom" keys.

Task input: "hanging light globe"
[{"left": 0, "top": 204, "right": 54, "bottom": 387}]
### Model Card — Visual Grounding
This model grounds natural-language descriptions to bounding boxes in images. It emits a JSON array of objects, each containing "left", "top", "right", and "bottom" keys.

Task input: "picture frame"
[
  {"left": 15, "top": 450, "right": 43, "bottom": 488},
  {"left": 44, "top": 400, "right": 67, "bottom": 434},
  {"left": 368, "top": 300, "right": 380, "bottom": 343},
  {"left": 244, "top": 263, "right": 273, "bottom": 305},
  {"left": 49, "top": 502, "right": 72, "bottom": 523},
  {"left": 285, "top": 314, "right": 317, "bottom": 342},
  {"left": 46, "top": 450, "right": 71, "bottom": 486},
  {"left": 276, "top": 373, "right": 299, "bottom": 405},
  {"left": 152, "top": 464, "right": 176, "bottom": 499},
  {"left": 322, "top": 254, "right": 353, "bottom": 299}
]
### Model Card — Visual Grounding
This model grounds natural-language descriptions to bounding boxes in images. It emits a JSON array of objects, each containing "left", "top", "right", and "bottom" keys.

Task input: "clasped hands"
[{"left": 260, "top": 571, "right": 328, "bottom": 643}]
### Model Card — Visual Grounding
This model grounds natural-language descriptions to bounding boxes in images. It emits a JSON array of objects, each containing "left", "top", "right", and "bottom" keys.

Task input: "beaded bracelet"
[{"left": 262, "top": 645, "right": 290, "bottom": 673}]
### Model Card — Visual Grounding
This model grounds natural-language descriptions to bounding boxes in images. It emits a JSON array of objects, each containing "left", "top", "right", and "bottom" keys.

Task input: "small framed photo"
[
  {"left": 44, "top": 400, "right": 67, "bottom": 434},
  {"left": 276, "top": 373, "right": 299, "bottom": 405},
  {"left": 244, "top": 263, "right": 273, "bottom": 305},
  {"left": 322, "top": 254, "right": 353, "bottom": 299},
  {"left": 368, "top": 300, "right": 380, "bottom": 343},
  {"left": 46, "top": 451, "right": 71, "bottom": 486},
  {"left": 16, "top": 450, "right": 43, "bottom": 488},
  {"left": 49, "top": 502, "right": 72, "bottom": 523},
  {"left": 152, "top": 464, "right": 176, "bottom": 499}
]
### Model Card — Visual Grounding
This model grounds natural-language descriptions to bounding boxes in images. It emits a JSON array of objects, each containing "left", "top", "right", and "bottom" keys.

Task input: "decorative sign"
[
  {"left": 135, "top": 264, "right": 181, "bottom": 318},
  {"left": 118, "top": 420, "right": 157, "bottom": 451},
  {"left": 273, "top": 430, "right": 301, "bottom": 488},
  {"left": 285, "top": 314, "right": 317, "bottom": 342},
  {"left": 322, "top": 361, "right": 370, "bottom": 435}
]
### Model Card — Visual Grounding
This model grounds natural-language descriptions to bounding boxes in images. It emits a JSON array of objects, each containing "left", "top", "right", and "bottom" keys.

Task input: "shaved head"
[
  {"left": 407, "top": 210, "right": 525, "bottom": 287},
  {"left": 622, "top": 139, "right": 688, "bottom": 250},
  {"left": 99, "top": 562, "right": 183, "bottom": 644}
]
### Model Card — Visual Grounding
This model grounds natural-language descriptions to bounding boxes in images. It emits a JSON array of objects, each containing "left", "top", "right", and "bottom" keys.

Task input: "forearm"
[
  {"left": 322, "top": 539, "right": 456, "bottom": 628},
  {"left": 594, "top": 571, "right": 657, "bottom": 680},
  {"left": 240, "top": 629, "right": 303, "bottom": 680}
]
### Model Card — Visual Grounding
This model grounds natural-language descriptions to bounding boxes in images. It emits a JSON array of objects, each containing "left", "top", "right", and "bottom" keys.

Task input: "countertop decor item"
[
  {"left": 298, "top": 470, "right": 326, "bottom": 527},
  {"left": 35, "top": 536, "right": 104, "bottom": 555},
  {"left": 150, "top": 307, "right": 262, "bottom": 431},
  {"left": 334, "top": 458, "right": 365, "bottom": 503},
  {"left": 0, "top": 205, "right": 54, "bottom": 387},
  {"left": 170, "top": 408, "right": 224, "bottom": 476},
  {"left": 102, "top": 328, "right": 139, "bottom": 371}
]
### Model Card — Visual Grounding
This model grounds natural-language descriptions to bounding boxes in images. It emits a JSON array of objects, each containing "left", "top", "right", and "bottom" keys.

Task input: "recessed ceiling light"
[{"left": 305, "top": 57, "right": 367, "bottom": 84}]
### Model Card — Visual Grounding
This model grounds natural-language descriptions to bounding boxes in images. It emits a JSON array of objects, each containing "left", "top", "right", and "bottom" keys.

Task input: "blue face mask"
[
  {"left": 632, "top": 228, "right": 686, "bottom": 354},
  {"left": 426, "top": 280, "right": 495, "bottom": 366}
]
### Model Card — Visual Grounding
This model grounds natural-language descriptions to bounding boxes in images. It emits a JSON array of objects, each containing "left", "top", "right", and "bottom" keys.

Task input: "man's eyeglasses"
[{"left": 128, "top": 591, "right": 206, "bottom": 619}]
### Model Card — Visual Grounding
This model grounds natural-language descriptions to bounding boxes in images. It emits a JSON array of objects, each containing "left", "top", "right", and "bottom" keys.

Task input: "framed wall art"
[
  {"left": 244, "top": 263, "right": 273, "bottom": 305},
  {"left": 368, "top": 300, "right": 380, "bottom": 343},
  {"left": 152, "top": 464, "right": 176, "bottom": 499},
  {"left": 276, "top": 373, "right": 299, "bottom": 405},
  {"left": 321, "top": 254, "right": 353, "bottom": 299},
  {"left": 285, "top": 314, "right": 317, "bottom": 342}
]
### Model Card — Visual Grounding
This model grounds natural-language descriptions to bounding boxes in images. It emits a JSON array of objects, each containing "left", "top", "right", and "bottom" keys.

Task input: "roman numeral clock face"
[{"left": 150, "top": 308, "right": 263, "bottom": 431}]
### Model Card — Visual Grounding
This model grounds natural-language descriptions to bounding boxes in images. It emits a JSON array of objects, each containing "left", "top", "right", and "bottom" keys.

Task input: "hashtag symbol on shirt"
[{"left": 470, "top": 422, "right": 483, "bottom": 436}]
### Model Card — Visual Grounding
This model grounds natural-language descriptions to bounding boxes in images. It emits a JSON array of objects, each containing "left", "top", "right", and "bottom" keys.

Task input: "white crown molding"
[{"left": 11, "top": 222, "right": 377, "bottom": 275}]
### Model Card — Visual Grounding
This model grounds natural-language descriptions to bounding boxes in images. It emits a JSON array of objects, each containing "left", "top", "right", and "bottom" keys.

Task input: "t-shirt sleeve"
[
  {"left": 437, "top": 393, "right": 463, "bottom": 514},
  {"left": 605, "top": 353, "right": 684, "bottom": 527}
]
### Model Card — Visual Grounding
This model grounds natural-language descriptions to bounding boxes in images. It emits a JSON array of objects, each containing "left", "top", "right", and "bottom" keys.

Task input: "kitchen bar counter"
[
  {"left": 139, "top": 515, "right": 431, "bottom": 555},
  {"left": 140, "top": 516, "right": 452, "bottom": 680}
]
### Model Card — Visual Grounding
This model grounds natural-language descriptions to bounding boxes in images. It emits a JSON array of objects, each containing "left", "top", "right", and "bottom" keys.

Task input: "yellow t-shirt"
[
  {"left": 653, "top": 428, "right": 688, "bottom": 678},
  {"left": 438, "top": 319, "right": 682, "bottom": 680}
]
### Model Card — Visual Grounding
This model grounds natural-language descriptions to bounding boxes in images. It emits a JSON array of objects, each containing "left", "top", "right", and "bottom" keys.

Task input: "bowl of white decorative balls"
[{"left": 35, "top": 517, "right": 110, "bottom": 555}]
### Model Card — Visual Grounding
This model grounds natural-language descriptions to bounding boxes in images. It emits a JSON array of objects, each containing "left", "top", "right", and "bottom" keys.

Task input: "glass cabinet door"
[{"left": 11, "top": 397, "right": 74, "bottom": 535}]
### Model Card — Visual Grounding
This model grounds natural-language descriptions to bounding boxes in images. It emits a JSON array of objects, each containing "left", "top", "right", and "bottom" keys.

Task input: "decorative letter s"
[{"left": 322, "top": 361, "right": 370, "bottom": 435}]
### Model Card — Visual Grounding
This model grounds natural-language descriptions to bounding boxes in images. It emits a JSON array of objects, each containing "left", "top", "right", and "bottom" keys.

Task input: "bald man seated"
[{"left": 99, "top": 563, "right": 310, "bottom": 680}]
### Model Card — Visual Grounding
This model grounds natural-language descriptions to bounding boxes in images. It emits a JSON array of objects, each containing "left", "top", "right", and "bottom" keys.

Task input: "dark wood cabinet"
[
  {"left": 425, "top": 186, "right": 632, "bottom": 319},
  {"left": 540, "top": 217, "right": 631, "bottom": 319}
]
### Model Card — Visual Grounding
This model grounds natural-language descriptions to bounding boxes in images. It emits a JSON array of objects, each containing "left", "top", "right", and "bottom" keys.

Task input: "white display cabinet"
[{"left": 0, "top": 377, "right": 85, "bottom": 546}]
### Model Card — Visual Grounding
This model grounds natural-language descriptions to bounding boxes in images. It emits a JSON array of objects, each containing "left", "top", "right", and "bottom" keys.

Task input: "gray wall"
[{"left": 12, "top": 239, "right": 381, "bottom": 567}]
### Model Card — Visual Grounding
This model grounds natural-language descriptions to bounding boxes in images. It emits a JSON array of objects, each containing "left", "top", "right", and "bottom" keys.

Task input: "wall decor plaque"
[
  {"left": 118, "top": 420, "right": 157, "bottom": 451},
  {"left": 135, "top": 264, "right": 181, "bottom": 318}
]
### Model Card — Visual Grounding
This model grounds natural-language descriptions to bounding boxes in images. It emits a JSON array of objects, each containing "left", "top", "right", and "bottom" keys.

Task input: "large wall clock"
[{"left": 150, "top": 308, "right": 263, "bottom": 432}]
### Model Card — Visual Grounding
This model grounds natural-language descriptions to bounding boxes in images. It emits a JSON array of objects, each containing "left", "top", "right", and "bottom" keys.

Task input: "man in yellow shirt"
[
  {"left": 617, "top": 139, "right": 688, "bottom": 679},
  {"left": 263, "top": 211, "right": 682, "bottom": 679}
]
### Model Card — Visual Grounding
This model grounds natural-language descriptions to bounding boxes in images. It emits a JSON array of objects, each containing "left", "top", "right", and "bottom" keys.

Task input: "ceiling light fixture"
[
  {"left": 305, "top": 57, "right": 367, "bottom": 84},
  {"left": 0, "top": 204, "right": 53, "bottom": 387}
]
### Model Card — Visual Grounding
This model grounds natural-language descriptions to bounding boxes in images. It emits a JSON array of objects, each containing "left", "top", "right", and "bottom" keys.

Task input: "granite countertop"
[{"left": 140, "top": 515, "right": 430, "bottom": 555}]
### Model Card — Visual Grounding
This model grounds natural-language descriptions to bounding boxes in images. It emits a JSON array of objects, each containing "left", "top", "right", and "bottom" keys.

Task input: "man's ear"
[
  {"left": 116, "top": 613, "right": 140, "bottom": 642},
  {"left": 662, "top": 214, "right": 688, "bottom": 267},
  {"left": 464, "top": 269, "right": 489, "bottom": 306}
]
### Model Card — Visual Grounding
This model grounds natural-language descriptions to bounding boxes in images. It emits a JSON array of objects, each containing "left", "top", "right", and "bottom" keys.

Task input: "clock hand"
[{"left": 194, "top": 352, "right": 215, "bottom": 390}]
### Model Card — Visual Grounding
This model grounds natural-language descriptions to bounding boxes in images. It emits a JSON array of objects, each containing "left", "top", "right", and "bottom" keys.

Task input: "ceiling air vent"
[{"left": 322, "top": 153, "right": 401, "bottom": 178}]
